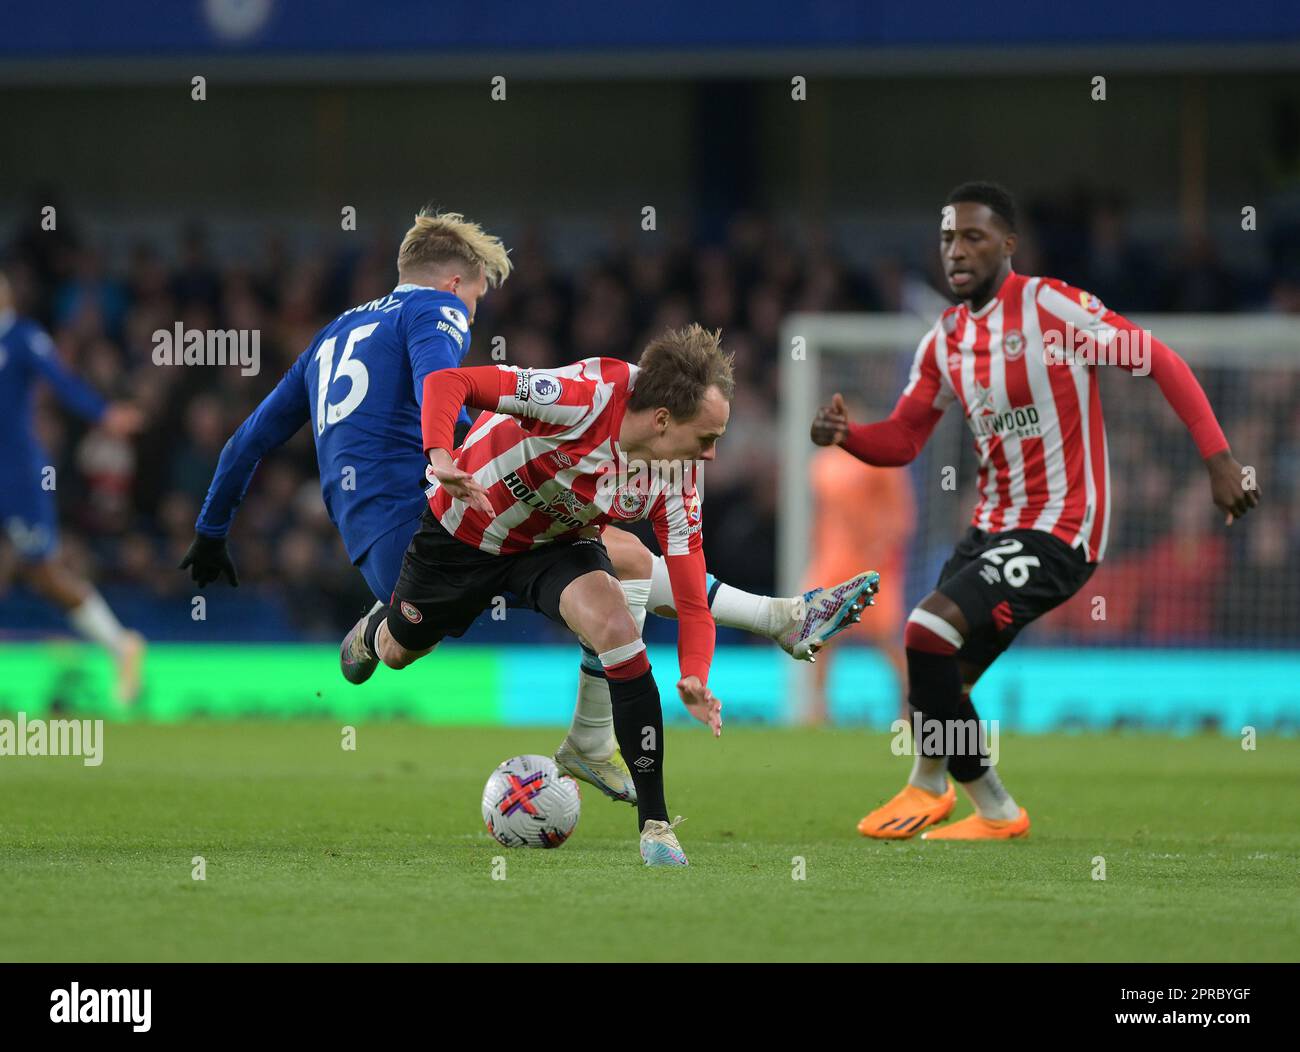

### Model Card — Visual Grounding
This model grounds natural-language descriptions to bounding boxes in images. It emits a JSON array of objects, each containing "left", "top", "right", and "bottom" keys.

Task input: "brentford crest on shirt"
[
  {"left": 611, "top": 485, "right": 649, "bottom": 519},
  {"left": 1003, "top": 330, "right": 1026, "bottom": 359}
]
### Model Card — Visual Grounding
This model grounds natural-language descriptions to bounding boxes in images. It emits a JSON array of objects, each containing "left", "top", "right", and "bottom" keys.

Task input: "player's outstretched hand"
[
  {"left": 179, "top": 534, "right": 239, "bottom": 588},
  {"left": 810, "top": 392, "right": 850, "bottom": 447},
  {"left": 102, "top": 402, "right": 145, "bottom": 438},
  {"left": 677, "top": 676, "right": 722, "bottom": 738},
  {"left": 1205, "top": 450, "right": 1261, "bottom": 525},
  {"left": 428, "top": 449, "right": 493, "bottom": 514}
]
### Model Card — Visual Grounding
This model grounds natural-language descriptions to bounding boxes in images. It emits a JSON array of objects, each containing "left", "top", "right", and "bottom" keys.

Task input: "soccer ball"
[{"left": 481, "top": 754, "right": 581, "bottom": 848}]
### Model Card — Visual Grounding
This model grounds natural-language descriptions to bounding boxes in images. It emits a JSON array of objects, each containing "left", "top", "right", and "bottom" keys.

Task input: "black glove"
[{"left": 179, "top": 534, "right": 239, "bottom": 588}]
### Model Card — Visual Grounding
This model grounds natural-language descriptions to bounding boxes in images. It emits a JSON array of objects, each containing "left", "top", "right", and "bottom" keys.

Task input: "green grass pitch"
[{"left": 2, "top": 723, "right": 1297, "bottom": 962}]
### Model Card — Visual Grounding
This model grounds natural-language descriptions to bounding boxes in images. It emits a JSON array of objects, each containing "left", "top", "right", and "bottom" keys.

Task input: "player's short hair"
[
  {"left": 946, "top": 181, "right": 1018, "bottom": 232},
  {"left": 397, "top": 209, "right": 513, "bottom": 288},
  {"left": 630, "top": 324, "right": 735, "bottom": 420}
]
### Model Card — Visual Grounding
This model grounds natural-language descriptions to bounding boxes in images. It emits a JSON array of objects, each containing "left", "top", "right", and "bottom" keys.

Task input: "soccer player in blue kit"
[
  {"left": 186, "top": 212, "right": 496, "bottom": 606},
  {"left": 0, "top": 272, "right": 147, "bottom": 702},
  {"left": 184, "top": 211, "right": 873, "bottom": 801}
]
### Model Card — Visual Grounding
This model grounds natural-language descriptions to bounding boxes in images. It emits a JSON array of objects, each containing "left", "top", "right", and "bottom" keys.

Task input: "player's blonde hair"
[
  {"left": 631, "top": 324, "right": 735, "bottom": 419},
  {"left": 397, "top": 209, "right": 513, "bottom": 288}
]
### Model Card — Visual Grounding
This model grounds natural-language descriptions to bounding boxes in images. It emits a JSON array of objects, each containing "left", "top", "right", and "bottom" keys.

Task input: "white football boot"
[
  {"left": 340, "top": 600, "right": 384, "bottom": 685},
  {"left": 773, "top": 571, "right": 880, "bottom": 661},
  {"left": 554, "top": 738, "right": 637, "bottom": 805},
  {"left": 640, "top": 816, "right": 689, "bottom": 867}
]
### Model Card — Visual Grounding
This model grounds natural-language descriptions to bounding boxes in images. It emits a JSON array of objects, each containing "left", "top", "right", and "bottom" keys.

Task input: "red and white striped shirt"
[
  {"left": 420, "top": 357, "right": 713, "bottom": 681},
  {"left": 843, "top": 271, "right": 1228, "bottom": 562}
]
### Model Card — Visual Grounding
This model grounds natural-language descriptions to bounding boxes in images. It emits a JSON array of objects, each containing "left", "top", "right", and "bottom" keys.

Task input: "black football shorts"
[
  {"left": 934, "top": 526, "right": 1096, "bottom": 671},
  {"left": 385, "top": 506, "right": 614, "bottom": 651}
]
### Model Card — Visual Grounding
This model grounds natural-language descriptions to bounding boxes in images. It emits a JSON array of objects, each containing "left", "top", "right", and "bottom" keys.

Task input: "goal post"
[{"left": 776, "top": 312, "right": 1300, "bottom": 726}]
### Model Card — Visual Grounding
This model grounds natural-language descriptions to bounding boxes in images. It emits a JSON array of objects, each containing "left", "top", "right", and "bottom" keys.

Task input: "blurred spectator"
[{"left": 171, "top": 224, "right": 222, "bottom": 313}]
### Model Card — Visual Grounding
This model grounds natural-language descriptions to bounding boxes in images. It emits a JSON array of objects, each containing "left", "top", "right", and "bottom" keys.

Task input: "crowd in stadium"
[{"left": 4, "top": 191, "right": 1299, "bottom": 644}]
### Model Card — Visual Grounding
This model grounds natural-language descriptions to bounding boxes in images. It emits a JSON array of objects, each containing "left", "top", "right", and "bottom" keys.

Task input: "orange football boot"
[
  {"left": 858, "top": 782, "right": 957, "bottom": 839},
  {"left": 921, "top": 807, "right": 1030, "bottom": 840}
]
